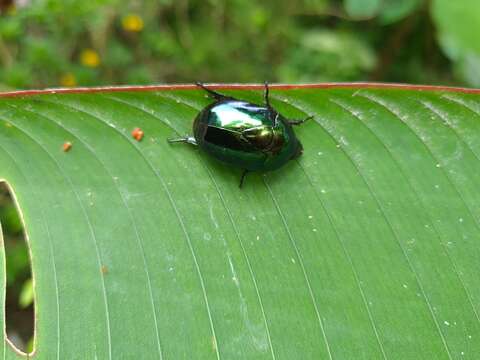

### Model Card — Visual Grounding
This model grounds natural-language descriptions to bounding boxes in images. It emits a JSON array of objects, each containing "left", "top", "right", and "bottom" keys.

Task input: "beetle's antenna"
[
  {"left": 196, "top": 82, "right": 231, "bottom": 101},
  {"left": 264, "top": 81, "right": 271, "bottom": 108}
]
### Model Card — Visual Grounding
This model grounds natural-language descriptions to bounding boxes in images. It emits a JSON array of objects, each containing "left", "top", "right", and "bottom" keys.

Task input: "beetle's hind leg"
[
  {"left": 196, "top": 82, "right": 232, "bottom": 101},
  {"left": 239, "top": 169, "right": 249, "bottom": 188},
  {"left": 167, "top": 136, "right": 197, "bottom": 145},
  {"left": 289, "top": 115, "right": 313, "bottom": 126}
]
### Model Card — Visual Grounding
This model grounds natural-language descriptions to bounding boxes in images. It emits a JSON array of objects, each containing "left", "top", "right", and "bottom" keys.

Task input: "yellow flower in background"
[
  {"left": 60, "top": 73, "right": 77, "bottom": 87},
  {"left": 6, "top": 5, "right": 16, "bottom": 16},
  {"left": 122, "top": 14, "right": 144, "bottom": 32},
  {"left": 80, "top": 49, "right": 100, "bottom": 68}
]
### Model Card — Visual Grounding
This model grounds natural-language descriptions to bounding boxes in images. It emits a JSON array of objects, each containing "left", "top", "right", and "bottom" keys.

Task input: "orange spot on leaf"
[
  {"left": 132, "top": 127, "right": 144, "bottom": 141},
  {"left": 63, "top": 142, "right": 72, "bottom": 152}
]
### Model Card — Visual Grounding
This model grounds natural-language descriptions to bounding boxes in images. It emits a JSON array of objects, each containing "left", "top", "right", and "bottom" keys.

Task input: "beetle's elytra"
[{"left": 168, "top": 82, "right": 311, "bottom": 187}]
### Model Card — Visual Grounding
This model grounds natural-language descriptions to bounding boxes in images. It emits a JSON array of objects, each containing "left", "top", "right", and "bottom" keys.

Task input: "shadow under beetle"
[{"left": 168, "top": 82, "right": 312, "bottom": 188}]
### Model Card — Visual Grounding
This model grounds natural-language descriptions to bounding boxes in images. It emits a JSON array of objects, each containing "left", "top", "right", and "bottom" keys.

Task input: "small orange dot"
[
  {"left": 63, "top": 142, "right": 72, "bottom": 152},
  {"left": 132, "top": 127, "right": 144, "bottom": 141},
  {"left": 101, "top": 265, "right": 108, "bottom": 274}
]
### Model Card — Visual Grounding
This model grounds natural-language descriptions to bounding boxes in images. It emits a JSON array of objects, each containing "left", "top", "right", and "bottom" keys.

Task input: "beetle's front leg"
[
  {"left": 167, "top": 136, "right": 197, "bottom": 145},
  {"left": 289, "top": 115, "right": 313, "bottom": 126},
  {"left": 239, "top": 169, "right": 249, "bottom": 188}
]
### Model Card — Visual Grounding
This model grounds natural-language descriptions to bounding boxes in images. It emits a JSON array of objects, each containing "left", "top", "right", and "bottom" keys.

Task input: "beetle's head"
[{"left": 291, "top": 140, "right": 304, "bottom": 159}]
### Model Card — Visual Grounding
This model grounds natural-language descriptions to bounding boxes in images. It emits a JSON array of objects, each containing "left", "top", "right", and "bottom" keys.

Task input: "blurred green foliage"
[
  {"left": 0, "top": 187, "right": 27, "bottom": 287},
  {"left": 1, "top": 182, "right": 33, "bottom": 351},
  {"left": 431, "top": 0, "right": 480, "bottom": 87},
  {"left": 0, "top": 0, "right": 478, "bottom": 89}
]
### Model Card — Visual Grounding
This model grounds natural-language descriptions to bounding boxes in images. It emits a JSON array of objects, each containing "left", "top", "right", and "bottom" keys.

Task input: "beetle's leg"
[
  {"left": 239, "top": 169, "right": 249, "bottom": 188},
  {"left": 289, "top": 115, "right": 313, "bottom": 126},
  {"left": 167, "top": 136, "right": 197, "bottom": 145},
  {"left": 196, "top": 82, "right": 232, "bottom": 101}
]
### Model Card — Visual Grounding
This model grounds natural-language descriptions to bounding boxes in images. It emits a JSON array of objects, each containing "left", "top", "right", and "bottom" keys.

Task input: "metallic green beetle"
[{"left": 168, "top": 82, "right": 311, "bottom": 187}]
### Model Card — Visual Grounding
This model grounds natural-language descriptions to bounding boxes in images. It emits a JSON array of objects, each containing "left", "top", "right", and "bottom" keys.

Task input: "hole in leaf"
[{"left": 1, "top": 182, "right": 35, "bottom": 354}]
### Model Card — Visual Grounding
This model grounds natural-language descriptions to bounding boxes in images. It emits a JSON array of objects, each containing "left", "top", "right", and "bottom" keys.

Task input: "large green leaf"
[{"left": 1, "top": 84, "right": 480, "bottom": 359}]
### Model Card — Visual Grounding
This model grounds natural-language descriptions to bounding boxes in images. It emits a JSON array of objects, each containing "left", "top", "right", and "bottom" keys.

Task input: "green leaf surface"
[{"left": 1, "top": 84, "right": 480, "bottom": 359}]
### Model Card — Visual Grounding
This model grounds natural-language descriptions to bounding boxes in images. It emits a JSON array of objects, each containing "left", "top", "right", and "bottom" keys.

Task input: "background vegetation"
[
  {"left": 0, "top": 0, "right": 479, "bottom": 90},
  {"left": 1, "top": 0, "right": 480, "bottom": 352}
]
